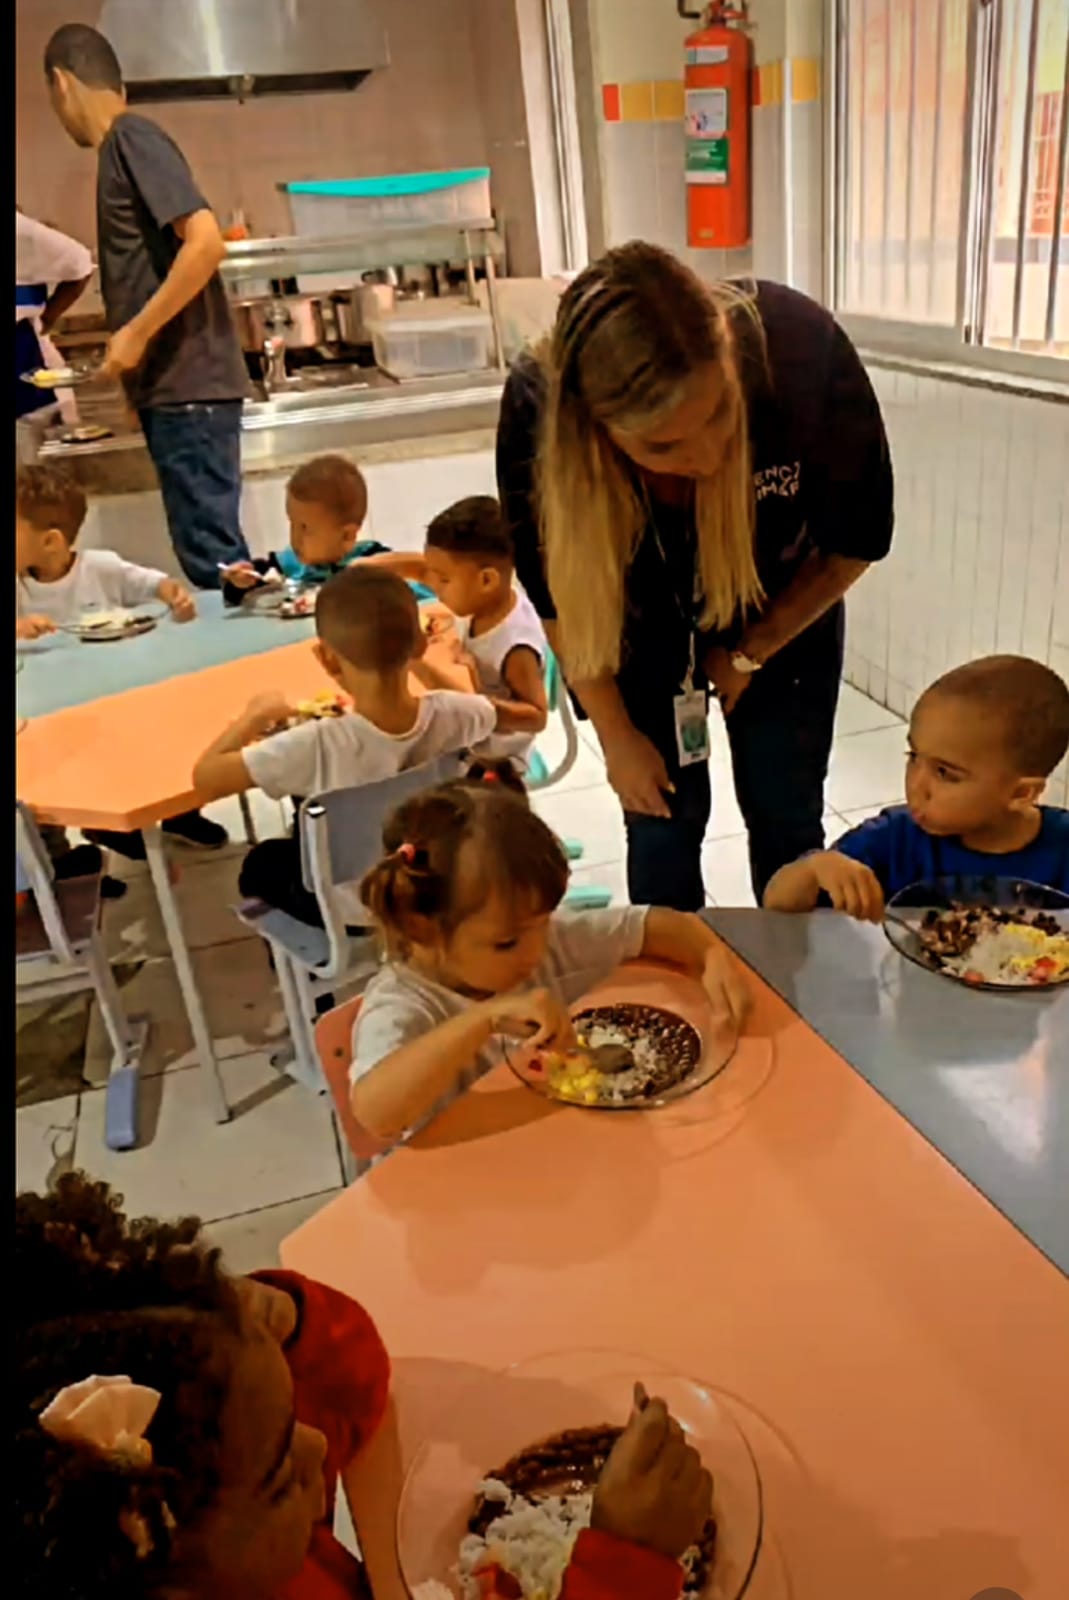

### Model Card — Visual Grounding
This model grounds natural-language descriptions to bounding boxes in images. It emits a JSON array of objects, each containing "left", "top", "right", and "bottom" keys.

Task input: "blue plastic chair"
[{"left": 236, "top": 753, "right": 466, "bottom": 1093}]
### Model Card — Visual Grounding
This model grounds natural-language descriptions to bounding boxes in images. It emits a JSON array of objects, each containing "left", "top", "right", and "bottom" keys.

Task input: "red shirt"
[{"left": 257, "top": 1271, "right": 682, "bottom": 1600}]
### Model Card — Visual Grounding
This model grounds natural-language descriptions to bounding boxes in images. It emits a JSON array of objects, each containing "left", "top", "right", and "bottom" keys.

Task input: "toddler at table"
[
  {"left": 16, "top": 463, "right": 195, "bottom": 639},
  {"left": 15, "top": 463, "right": 227, "bottom": 859},
  {"left": 367, "top": 495, "right": 549, "bottom": 758},
  {"left": 219, "top": 453, "right": 433, "bottom": 608},
  {"left": 194, "top": 565, "right": 499, "bottom": 930},
  {"left": 17, "top": 1171, "right": 712, "bottom": 1600},
  {"left": 349, "top": 774, "right": 750, "bottom": 1146},
  {"left": 764, "top": 654, "right": 1069, "bottom": 918}
]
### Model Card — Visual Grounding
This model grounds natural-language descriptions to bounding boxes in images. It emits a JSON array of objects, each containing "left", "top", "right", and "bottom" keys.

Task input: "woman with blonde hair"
[{"left": 498, "top": 242, "right": 893, "bottom": 909}]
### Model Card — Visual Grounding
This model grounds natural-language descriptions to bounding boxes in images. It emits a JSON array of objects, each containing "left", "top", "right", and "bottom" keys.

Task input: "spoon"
[
  {"left": 579, "top": 1041, "right": 635, "bottom": 1074},
  {"left": 495, "top": 1017, "right": 634, "bottom": 1074}
]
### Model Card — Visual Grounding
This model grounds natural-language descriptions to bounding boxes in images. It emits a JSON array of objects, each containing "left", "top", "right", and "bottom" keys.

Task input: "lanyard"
[{"left": 642, "top": 482, "right": 702, "bottom": 691}]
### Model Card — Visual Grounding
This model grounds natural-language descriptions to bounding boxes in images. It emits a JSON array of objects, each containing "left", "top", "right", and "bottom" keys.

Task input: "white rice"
[
  {"left": 943, "top": 923, "right": 1069, "bottom": 984},
  {"left": 456, "top": 1480, "right": 594, "bottom": 1600}
]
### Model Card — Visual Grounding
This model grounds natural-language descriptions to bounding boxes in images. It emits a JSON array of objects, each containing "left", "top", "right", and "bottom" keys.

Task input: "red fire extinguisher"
[{"left": 680, "top": 2, "right": 752, "bottom": 250}]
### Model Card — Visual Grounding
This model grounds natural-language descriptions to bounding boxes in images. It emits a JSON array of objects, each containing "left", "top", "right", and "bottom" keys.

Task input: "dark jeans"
[
  {"left": 139, "top": 400, "right": 249, "bottom": 590},
  {"left": 238, "top": 836, "right": 367, "bottom": 935},
  {"left": 239, "top": 837, "right": 326, "bottom": 929},
  {"left": 626, "top": 604, "right": 844, "bottom": 910}
]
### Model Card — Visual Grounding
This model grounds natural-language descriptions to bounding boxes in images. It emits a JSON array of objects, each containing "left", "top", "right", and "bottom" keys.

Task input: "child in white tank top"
[{"left": 366, "top": 496, "right": 549, "bottom": 761}]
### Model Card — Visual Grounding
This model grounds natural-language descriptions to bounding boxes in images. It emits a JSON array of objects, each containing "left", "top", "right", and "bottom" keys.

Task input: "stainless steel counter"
[
  {"left": 707, "top": 908, "right": 1069, "bottom": 1273},
  {"left": 38, "top": 369, "right": 505, "bottom": 494}
]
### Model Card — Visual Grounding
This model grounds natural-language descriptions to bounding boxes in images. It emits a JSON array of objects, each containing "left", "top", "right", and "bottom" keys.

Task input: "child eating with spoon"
[{"left": 350, "top": 773, "right": 750, "bottom": 1146}]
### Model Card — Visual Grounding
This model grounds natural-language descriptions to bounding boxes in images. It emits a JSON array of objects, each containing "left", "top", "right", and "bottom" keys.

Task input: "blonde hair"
[{"left": 539, "top": 242, "right": 764, "bottom": 680}]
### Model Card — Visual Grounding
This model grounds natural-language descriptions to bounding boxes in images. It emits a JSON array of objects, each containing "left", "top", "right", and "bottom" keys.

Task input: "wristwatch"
[{"left": 730, "top": 650, "right": 763, "bottom": 675}]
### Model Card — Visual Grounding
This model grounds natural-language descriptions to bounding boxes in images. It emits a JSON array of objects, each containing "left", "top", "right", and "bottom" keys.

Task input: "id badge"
[{"left": 673, "top": 687, "right": 710, "bottom": 767}]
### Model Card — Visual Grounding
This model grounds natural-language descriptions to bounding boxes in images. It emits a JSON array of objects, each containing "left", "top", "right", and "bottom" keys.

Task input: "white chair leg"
[
  {"left": 269, "top": 943, "right": 327, "bottom": 1094},
  {"left": 84, "top": 936, "right": 140, "bottom": 1067},
  {"left": 290, "top": 964, "right": 328, "bottom": 1093}
]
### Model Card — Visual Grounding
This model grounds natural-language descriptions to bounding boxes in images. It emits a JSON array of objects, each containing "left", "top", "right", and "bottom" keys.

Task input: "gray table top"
[
  {"left": 707, "top": 908, "right": 1069, "bottom": 1275},
  {"left": 16, "top": 591, "right": 317, "bottom": 721}
]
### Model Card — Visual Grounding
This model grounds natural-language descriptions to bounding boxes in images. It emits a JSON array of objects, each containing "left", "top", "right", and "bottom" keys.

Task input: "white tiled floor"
[{"left": 16, "top": 679, "right": 907, "bottom": 1268}]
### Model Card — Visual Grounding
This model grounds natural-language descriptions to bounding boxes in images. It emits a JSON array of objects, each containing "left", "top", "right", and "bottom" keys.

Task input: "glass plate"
[
  {"left": 505, "top": 999, "right": 738, "bottom": 1110},
  {"left": 883, "top": 874, "right": 1069, "bottom": 992},
  {"left": 396, "top": 1348, "right": 763, "bottom": 1600}
]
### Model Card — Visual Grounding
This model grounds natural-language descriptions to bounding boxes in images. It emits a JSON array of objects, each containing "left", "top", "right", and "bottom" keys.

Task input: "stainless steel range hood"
[{"left": 97, "top": 0, "right": 390, "bottom": 104}]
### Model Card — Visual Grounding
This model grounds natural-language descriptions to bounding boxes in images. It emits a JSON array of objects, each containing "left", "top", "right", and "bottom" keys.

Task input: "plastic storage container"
[
  {"left": 365, "top": 301, "right": 493, "bottom": 380},
  {"left": 283, "top": 169, "right": 492, "bottom": 238}
]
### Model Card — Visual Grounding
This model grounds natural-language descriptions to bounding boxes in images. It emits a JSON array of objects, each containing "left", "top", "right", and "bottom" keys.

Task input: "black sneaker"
[
  {"left": 53, "top": 842, "right": 128, "bottom": 901},
  {"left": 162, "top": 811, "right": 230, "bottom": 851},
  {"left": 83, "top": 828, "right": 147, "bottom": 863}
]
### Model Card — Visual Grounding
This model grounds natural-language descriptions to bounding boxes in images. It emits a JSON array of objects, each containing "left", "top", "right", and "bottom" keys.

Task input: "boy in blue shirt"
[
  {"left": 764, "top": 655, "right": 1069, "bottom": 918},
  {"left": 220, "top": 453, "right": 433, "bottom": 605}
]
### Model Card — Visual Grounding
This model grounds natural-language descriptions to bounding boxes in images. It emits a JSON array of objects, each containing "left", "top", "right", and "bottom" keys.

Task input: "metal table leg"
[{"left": 144, "top": 825, "right": 230, "bottom": 1123}]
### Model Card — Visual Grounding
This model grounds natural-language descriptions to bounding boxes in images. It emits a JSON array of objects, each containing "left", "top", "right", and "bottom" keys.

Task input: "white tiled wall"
[{"left": 848, "top": 367, "right": 1069, "bottom": 804}]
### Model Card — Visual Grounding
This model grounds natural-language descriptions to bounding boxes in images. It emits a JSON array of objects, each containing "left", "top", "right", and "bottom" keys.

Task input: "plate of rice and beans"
[
  {"left": 399, "top": 1349, "right": 762, "bottom": 1600},
  {"left": 883, "top": 876, "right": 1069, "bottom": 991},
  {"left": 506, "top": 999, "right": 736, "bottom": 1109}
]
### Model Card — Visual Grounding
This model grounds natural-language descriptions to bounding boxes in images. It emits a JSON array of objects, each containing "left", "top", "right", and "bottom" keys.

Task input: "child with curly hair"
[{"left": 16, "top": 1175, "right": 711, "bottom": 1600}]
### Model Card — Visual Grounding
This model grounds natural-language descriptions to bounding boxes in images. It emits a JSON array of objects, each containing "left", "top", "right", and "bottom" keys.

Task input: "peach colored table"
[
  {"left": 16, "top": 629, "right": 470, "bottom": 1123},
  {"left": 282, "top": 966, "right": 1069, "bottom": 1600}
]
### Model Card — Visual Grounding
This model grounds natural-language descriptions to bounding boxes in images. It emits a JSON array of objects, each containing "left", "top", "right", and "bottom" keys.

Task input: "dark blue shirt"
[{"left": 834, "top": 805, "right": 1069, "bottom": 896}]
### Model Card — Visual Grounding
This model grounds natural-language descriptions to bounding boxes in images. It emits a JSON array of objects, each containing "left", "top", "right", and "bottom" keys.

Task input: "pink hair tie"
[
  {"left": 481, "top": 769, "right": 499, "bottom": 784},
  {"left": 397, "top": 842, "right": 417, "bottom": 864}
]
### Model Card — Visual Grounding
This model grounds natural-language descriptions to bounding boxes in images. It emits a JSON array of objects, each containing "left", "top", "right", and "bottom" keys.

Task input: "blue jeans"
[
  {"left": 139, "top": 401, "right": 249, "bottom": 589},
  {"left": 626, "top": 604, "right": 845, "bottom": 909}
]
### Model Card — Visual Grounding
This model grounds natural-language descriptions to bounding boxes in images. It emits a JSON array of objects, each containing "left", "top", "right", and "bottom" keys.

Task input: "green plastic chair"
[{"left": 527, "top": 648, "right": 611, "bottom": 910}]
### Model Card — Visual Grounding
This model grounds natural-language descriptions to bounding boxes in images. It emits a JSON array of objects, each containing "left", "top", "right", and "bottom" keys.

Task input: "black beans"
[
  {"left": 468, "top": 1423, "right": 717, "bottom": 1592},
  {"left": 573, "top": 1004, "right": 702, "bottom": 1101}
]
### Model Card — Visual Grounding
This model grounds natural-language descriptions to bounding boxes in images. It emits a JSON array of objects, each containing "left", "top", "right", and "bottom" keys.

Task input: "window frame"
[{"left": 826, "top": 0, "right": 1069, "bottom": 387}]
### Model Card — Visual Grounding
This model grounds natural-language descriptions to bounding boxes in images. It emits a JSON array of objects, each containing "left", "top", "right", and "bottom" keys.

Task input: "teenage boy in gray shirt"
[{"left": 44, "top": 22, "right": 250, "bottom": 591}]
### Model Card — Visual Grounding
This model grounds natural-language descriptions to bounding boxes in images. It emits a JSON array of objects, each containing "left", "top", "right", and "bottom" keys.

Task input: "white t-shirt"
[
  {"left": 455, "top": 588, "right": 547, "bottom": 761},
  {"left": 243, "top": 690, "right": 496, "bottom": 926},
  {"left": 16, "top": 212, "right": 94, "bottom": 305},
  {"left": 17, "top": 549, "right": 167, "bottom": 625},
  {"left": 16, "top": 212, "right": 95, "bottom": 425},
  {"left": 350, "top": 905, "right": 648, "bottom": 1146}
]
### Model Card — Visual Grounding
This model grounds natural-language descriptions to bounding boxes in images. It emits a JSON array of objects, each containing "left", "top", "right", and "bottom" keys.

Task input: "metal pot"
[
  {"left": 232, "top": 295, "right": 336, "bottom": 353},
  {"left": 330, "top": 283, "right": 395, "bottom": 345}
]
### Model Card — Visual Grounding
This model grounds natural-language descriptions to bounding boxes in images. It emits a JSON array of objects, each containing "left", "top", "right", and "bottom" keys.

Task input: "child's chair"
[
  {"left": 16, "top": 804, "right": 148, "bottom": 1151},
  {"left": 527, "top": 647, "right": 612, "bottom": 911},
  {"left": 236, "top": 752, "right": 466, "bottom": 1094},
  {"left": 313, "top": 995, "right": 391, "bottom": 1182}
]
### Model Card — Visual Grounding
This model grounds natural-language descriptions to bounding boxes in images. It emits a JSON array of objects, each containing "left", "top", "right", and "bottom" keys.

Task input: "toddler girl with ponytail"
[{"left": 351, "top": 772, "right": 750, "bottom": 1144}]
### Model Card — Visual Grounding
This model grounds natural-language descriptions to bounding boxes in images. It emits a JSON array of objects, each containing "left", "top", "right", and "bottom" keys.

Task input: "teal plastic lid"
[{"left": 283, "top": 168, "right": 490, "bottom": 199}]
